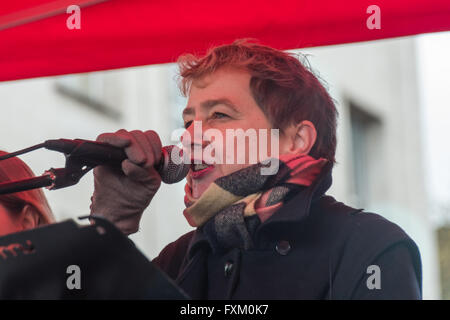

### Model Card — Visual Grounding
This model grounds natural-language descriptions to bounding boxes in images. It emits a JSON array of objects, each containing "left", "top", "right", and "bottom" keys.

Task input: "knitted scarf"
[{"left": 183, "top": 153, "right": 327, "bottom": 253}]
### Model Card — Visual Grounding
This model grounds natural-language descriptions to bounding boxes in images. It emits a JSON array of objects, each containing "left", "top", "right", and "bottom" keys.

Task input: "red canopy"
[{"left": 1, "top": 0, "right": 450, "bottom": 82}]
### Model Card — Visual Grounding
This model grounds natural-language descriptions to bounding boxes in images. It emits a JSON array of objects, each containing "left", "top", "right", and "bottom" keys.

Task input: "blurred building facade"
[
  {"left": 0, "top": 36, "right": 441, "bottom": 298},
  {"left": 301, "top": 37, "right": 441, "bottom": 299}
]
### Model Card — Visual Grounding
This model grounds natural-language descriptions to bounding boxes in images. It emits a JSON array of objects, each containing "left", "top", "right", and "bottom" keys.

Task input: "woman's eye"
[
  {"left": 184, "top": 120, "right": 193, "bottom": 129},
  {"left": 212, "top": 112, "right": 229, "bottom": 119}
]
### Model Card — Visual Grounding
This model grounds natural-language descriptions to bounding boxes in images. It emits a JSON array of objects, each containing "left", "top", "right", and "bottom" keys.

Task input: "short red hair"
[{"left": 178, "top": 39, "right": 338, "bottom": 163}]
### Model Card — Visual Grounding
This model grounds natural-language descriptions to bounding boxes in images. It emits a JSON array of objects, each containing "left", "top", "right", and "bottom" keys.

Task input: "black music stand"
[{"left": 0, "top": 216, "right": 189, "bottom": 300}]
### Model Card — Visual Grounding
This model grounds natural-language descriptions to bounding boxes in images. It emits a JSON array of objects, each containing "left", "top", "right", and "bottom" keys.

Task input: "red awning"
[{"left": 1, "top": 0, "right": 450, "bottom": 82}]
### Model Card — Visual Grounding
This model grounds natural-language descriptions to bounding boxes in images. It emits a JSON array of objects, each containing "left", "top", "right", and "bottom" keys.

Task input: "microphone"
[{"left": 43, "top": 139, "right": 189, "bottom": 184}]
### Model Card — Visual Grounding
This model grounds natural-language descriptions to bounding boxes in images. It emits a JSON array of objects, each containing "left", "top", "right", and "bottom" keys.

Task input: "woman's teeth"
[{"left": 193, "top": 163, "right": 209, "bottom": 171}]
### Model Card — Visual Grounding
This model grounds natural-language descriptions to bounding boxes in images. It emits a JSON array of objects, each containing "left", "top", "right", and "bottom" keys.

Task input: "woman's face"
[
  {"left": 0, "top": 203, "right": 21, "bottom": 236},
  {"left": 182, "top": 67, "right": 292, "bottom": 205}
]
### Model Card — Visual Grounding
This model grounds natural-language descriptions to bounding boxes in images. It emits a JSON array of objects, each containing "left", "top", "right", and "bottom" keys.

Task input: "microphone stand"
[
  {"left": 0, "top": 175, "right": 54, "bottom": 195},
  {"left": 0, "top": 144, "right": 94, "bottom": 195}
]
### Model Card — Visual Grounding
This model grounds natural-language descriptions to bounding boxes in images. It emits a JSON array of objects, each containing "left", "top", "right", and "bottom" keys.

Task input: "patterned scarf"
[{"left": 183, "top": 153, "right": 327, "bottom": 253}]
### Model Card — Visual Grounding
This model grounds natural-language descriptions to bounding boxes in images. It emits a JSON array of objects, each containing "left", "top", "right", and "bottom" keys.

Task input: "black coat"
[{"left": 153, "top": 163, "right": 422, "bottom": 299}]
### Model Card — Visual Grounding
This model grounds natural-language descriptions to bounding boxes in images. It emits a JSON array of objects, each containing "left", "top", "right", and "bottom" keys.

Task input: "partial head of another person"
[{"left": 0, "top": 151, "right": 54, "bottom": 237}]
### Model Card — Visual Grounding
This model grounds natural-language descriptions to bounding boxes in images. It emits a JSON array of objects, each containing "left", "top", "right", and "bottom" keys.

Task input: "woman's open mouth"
[{"left": 190, "top": 163, "right": 215, "bottom": 179}]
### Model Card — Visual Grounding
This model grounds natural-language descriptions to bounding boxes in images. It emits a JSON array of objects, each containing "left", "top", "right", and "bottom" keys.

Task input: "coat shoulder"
[
  {"left": 312, "top": 196, "right": 422, "bottom": 298},
  {"left": 312, "top": 196, "right": 415, "bottom": 245}
]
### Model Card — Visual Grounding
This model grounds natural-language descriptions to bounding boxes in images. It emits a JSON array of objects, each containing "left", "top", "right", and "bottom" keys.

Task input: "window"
[{"left": 349, "top": 102, "right": 381, "bottom": 208}]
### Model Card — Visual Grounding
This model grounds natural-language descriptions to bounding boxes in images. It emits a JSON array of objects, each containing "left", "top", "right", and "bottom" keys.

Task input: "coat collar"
[{"left": 255, "top": 160, "right": 333, "bottom": 240}]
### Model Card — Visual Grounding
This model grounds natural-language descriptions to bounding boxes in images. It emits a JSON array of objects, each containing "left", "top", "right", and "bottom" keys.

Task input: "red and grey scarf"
[{"left": 184, "top": 153, "right": 327, "bottom": 253}]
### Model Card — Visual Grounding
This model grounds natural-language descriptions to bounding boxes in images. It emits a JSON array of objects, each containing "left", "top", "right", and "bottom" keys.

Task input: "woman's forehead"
[{"left": 187, "top": 70, "right": 253, "bottom": 109}]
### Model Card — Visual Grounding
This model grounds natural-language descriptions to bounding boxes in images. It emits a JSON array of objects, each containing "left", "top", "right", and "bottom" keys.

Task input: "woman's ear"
[
  {"left": 19, "top": 204, "right": 40, "bottom": 231},
  {"left": 280, "top": 120, "right": 317, "bottom": 155}
]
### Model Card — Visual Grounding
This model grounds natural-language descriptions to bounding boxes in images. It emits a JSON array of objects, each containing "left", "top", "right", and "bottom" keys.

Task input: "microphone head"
[{"left": 159, "top": 145, "right": 190, "bottom": 184}]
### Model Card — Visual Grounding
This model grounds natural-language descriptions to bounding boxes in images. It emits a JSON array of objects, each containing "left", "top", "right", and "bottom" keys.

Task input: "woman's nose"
[{"left": 181, "top": 120, "right": 209, "bottom": 149}]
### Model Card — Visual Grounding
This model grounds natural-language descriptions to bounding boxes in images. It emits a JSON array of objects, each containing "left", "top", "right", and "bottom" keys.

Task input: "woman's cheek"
[{"left": 0, "top": 211, "right": 20, "bottom": 236}]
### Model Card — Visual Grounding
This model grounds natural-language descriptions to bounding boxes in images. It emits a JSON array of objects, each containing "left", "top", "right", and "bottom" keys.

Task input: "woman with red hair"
[{"left": 0, "top": 151, "right": 54, "bottom": 236}]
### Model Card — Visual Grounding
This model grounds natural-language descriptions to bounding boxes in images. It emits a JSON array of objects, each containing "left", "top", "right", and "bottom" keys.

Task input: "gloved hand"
[{"left": 89, "top": 129, "right": 162, "bottom": 235}]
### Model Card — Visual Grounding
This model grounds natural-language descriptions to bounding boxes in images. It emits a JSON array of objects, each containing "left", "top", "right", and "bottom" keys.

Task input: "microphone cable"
[{"left": 0, "top": 143, "right": 45, "bottom": 161}]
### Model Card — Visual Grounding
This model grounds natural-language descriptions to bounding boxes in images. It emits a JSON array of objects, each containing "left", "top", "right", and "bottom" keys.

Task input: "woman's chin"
[
  {"left": 191, "top": 179, "right": 212, "bottom": 198},
  {"left": 188, "top": 168, "right": 223, "bottom": 199}
]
